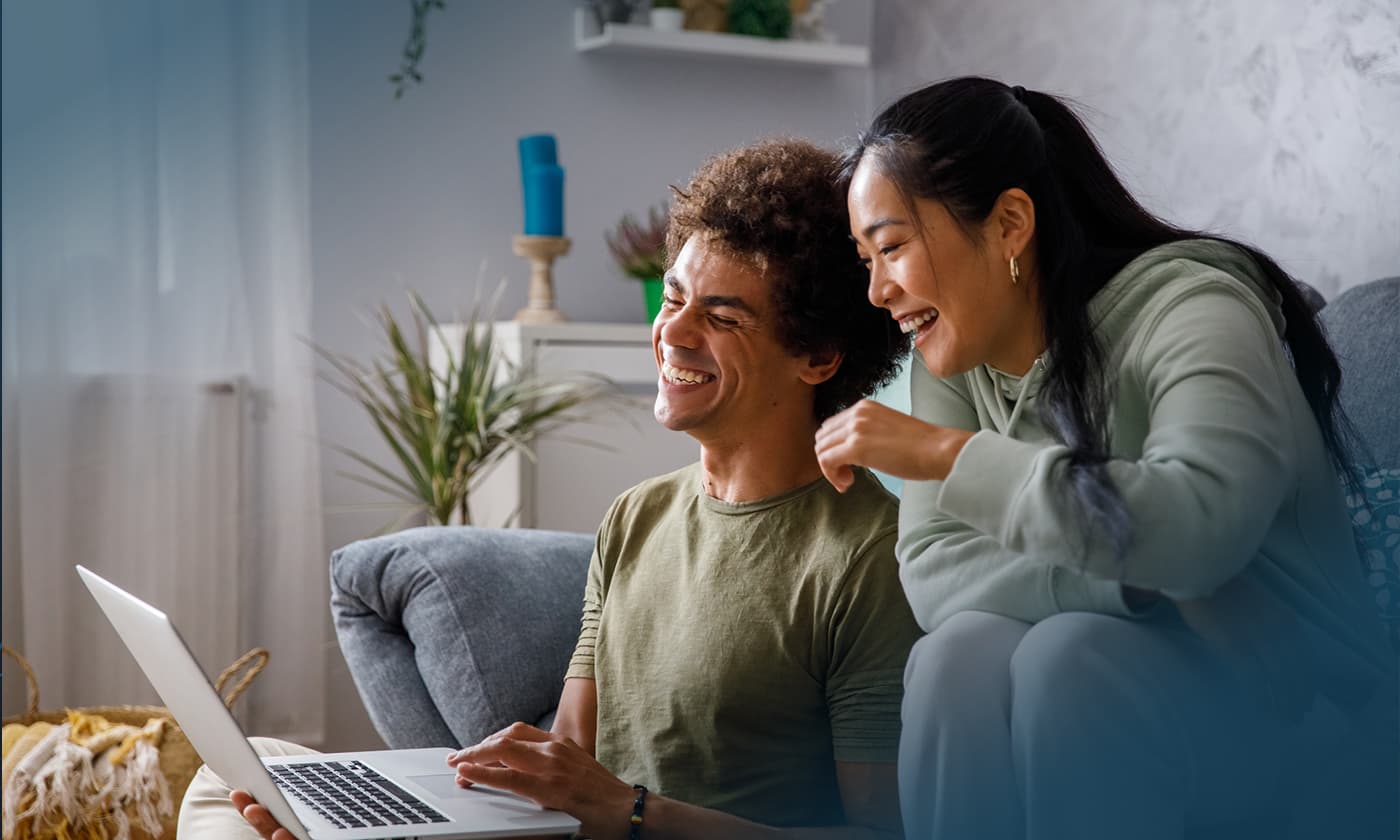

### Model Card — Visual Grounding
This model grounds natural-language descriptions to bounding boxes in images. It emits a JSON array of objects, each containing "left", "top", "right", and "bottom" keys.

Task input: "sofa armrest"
[{"left": 330, "top": 525, "right": 593, "bottom": 749}]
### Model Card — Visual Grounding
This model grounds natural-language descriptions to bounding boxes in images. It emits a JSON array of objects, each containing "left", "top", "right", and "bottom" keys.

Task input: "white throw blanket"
[{"left": 1, "top": 712, "right": 171, "bottom": 840}]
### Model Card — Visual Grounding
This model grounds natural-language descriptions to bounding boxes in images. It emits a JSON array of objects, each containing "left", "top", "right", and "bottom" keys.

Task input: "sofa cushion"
[
  {"left": 1319, "top": 277, "right": 1400, "bottom": 469},
  {"left": 1320, "top": 277, "right": 1400, "bottom": 651},
  {"left": 330, "top": 526, "right": 593, "bottom": 749}
]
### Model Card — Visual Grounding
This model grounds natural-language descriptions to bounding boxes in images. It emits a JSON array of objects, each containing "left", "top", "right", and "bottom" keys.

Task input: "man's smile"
[{"left": 660, "top": 362, "right": 716, "bottom": 385}]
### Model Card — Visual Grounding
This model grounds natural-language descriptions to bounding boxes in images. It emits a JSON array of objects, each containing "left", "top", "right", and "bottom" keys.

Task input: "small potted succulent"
[
  {"left": 605, "top": 204, "right": 670, "bottom": 321},
  {"left": 650, "top": 0, "right": 685, "bottom": 30}
]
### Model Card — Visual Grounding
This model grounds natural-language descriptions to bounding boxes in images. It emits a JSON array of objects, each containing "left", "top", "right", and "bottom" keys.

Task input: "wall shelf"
[{"left": 573, "top": 9, "right": 870, "bottom": 68}]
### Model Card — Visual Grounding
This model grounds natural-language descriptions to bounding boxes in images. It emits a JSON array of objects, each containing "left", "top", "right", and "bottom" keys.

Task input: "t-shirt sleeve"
[
  {"left": 566, "top": 544, "right": 606, "bottom": 681},
  {"left": 825, "top": 529, "right": 924, "bottom": 763}
]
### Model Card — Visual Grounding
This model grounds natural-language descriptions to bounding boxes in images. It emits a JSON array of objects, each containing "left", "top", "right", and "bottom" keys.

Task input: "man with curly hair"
[{"left": 219, "top": 139, "right": 919, "bottom": 839}]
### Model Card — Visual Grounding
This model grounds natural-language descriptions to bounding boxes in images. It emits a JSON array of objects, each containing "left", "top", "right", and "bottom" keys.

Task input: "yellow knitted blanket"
[{"left": 1, "top": 711, "right": 170, "bottom": 840}]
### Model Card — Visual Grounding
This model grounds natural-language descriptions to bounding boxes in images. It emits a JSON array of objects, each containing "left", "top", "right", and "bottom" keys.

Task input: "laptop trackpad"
[
  {"left": 408, "top": 773, "right": 470, "bottom": 800},
  {"left": 407, "top": 773, "right": 527, "bottom": 804}
]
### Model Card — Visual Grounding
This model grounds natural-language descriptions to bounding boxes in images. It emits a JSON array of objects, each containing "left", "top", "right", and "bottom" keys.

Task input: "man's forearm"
[{"left": 551, "top": 677, "right": 598, "bottom": 756}]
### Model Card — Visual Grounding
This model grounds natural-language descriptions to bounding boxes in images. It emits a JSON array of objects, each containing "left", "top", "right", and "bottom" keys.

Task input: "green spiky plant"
[{"left": 315, "top": 292, "right": 611, "bottom": 529}]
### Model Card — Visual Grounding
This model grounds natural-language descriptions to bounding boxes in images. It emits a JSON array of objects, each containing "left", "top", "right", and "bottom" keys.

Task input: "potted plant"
[
  {"left": 728, "top": 0, "right": 792, "bottom": 38},
  {"left": 588, "top": 0, "right": 641, "bottom": 28},
  {"left": 315, "top": 292, "right": 610, "bottom": 529},
  {"left": 650, "top": 0, "right": 685, "bottom": 30},
  {"left": 605, "top": 204, "right": 670, "bottom": 321}
]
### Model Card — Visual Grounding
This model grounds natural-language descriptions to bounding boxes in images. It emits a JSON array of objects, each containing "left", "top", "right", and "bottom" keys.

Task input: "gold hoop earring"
[{"left": 1010, "top": 256, "right": 1021, "bottom": 285}]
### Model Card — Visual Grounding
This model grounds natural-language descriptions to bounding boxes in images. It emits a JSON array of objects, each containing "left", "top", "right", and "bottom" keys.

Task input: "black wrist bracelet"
[{"left": 628, "top": 783, "right": 648, "bottom": 839}]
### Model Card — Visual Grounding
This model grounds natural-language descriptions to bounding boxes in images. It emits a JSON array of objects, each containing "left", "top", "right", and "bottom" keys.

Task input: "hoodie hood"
[
  {"left": 962, "top": 239, "right": 1282, "bottom": 440},
  {"left": 1091, "top": 239, "right": 1286, "bottom": 340},
  {"left": 969, "top": 358, "right": 1046, "bottom": 437}
]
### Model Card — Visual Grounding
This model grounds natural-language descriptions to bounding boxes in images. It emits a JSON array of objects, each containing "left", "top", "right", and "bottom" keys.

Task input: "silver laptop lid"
[{"left": 75, "top": 565, "right": 311, "bottom": 840}]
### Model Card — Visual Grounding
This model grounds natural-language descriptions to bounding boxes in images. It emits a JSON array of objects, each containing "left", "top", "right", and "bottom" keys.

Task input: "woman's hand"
[
  {"left": 816, "top": 399, "right": 973, "bottom": 492},
  {"left": 230, "top": 790, "right": 295, "bottom": 840},
  {"left": 447, "top": 722, "right": 636, "bottom": 840}
]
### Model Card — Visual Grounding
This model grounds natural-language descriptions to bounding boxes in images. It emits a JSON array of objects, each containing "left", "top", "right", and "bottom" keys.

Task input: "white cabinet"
[{"left": 434, "top": 321, "right": 698, "bottom": 534}]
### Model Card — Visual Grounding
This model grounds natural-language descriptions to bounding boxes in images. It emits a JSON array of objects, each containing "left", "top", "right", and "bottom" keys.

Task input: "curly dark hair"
[{"left": 666, "top": 138, "right": 907, "bottom": 420}]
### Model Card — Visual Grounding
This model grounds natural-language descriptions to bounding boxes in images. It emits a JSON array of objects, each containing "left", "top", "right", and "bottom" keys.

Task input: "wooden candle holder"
[{"left": 512, "top": 235, "right": 571, "bottom": 323}]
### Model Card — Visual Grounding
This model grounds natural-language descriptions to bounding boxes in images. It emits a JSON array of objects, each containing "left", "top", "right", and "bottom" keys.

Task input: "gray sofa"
[{"left": 330, "top": 278, "right": 1398, "bottom": 834}]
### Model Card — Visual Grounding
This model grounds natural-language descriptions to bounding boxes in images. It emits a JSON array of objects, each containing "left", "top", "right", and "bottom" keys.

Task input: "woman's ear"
[
  {"left": 994, "top": 187, "right": 1036, "bottom": 256},
  {"left": 799, "top": 348, "right": 843, "bottom": 386}
]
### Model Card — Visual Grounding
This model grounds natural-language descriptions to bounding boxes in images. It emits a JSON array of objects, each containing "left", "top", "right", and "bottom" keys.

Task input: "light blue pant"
[{"left": 898, "top": 610, "right": 1297, "bottom": 840}]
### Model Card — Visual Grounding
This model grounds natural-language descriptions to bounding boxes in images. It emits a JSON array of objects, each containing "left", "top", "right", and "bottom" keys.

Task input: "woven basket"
[{"left": 2, "top": 644, "right": 268, "bottom": 840}]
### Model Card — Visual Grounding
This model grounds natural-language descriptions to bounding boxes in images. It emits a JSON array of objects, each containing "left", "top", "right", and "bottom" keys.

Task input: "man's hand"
[
  {"left": 815, "top": 399, "right": 971, "bottom": 491},
  {"left": 447, "top": 722, "right": 635, "bottom": 840},
  {"left": 230, "top": 790, "right": 295, "bottom": 840}
]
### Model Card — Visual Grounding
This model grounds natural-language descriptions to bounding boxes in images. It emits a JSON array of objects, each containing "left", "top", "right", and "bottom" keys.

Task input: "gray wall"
[
  {"left": 870, "top": 0, "right": 1400, "bottom": 297},
  {"left": 308, "top": 0, "right": 875, "bottom": 749}
]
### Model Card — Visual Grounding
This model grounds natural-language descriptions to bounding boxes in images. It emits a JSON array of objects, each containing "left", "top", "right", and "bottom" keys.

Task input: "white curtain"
[{"left": 1, "top": 0, "right": 326, "bottom": 743}]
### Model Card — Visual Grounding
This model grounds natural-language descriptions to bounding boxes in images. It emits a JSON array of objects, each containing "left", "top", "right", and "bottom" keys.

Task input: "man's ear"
[{"left": 798, "top": 348, "right": 843, "bottom": 386}]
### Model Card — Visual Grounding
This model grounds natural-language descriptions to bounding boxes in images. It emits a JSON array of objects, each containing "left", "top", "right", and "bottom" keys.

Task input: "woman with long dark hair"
[{"left": 814, "top": 77, "right": 1391, "bottom": 839}]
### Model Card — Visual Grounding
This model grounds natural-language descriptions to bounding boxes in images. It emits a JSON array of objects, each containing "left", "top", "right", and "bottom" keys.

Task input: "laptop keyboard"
[{"left": 268, "top": 759, "right": 451, "bottom": 830}]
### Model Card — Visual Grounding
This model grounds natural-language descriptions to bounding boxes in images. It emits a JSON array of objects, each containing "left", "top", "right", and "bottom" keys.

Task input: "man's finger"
[
  {"left": 231, "top": 790, "right": 279, "bottom": 839},
  {"left": 238, "top": 800, "right": 293, "bottom": 840},
  {"left": 451, "top": 737, "right": 556, "bottom": 773},
  {"left": 453, "top": 758, "right": 508, "bottom": 787},
  {"left": 449, "top": 723, "right": 553, "bottom": 766},
  {"left": 495, "top": 722, "right": 552, "bottom": 742},
  {"left": 454, "top": 761, "right": 549, "bottom": 803}
]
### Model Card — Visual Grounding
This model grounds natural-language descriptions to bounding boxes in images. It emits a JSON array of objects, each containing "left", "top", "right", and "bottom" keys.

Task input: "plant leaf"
[{"left": 312, "top": 289, "right": 620, "bottom": 533}]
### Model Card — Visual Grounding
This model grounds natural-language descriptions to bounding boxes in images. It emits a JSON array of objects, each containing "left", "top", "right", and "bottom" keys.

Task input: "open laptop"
[{"left": 76, "top": 565, "right": 580, "bottom": 840}]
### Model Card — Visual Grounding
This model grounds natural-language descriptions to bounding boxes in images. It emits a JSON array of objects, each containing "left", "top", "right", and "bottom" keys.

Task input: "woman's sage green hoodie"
[{"left": 898, "top": 239, "right": 1389, "bottom": 713}]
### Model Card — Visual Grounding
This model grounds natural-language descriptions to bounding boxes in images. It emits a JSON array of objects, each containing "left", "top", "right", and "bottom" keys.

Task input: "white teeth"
[
  {"left": 899, "top": 308, "right": 939, "bottom": 334},
  {"left": 662, "top": 363, "right": 715, "bottom": 385}
]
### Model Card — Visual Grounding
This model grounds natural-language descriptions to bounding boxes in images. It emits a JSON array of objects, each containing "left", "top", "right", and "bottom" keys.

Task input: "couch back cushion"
[
  {"left": 1321, "top": 277, "right": 1400, "bottom": 468},
  {"left": 1319, "top": 277, "right": 1400, "bottom": 650}
]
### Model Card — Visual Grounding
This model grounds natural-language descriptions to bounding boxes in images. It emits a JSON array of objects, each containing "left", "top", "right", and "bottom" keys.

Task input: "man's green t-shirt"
[{"left": 567, "top": 463, "right": 922, "bottom": 827}]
